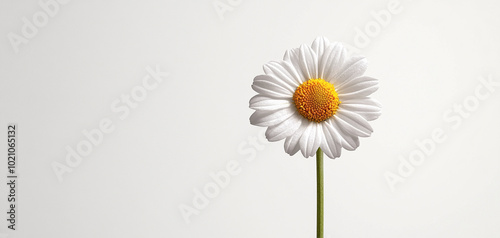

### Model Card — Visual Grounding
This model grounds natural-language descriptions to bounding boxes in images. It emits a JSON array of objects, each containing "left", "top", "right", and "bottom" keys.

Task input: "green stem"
[{"left": 316, "top": 148, "right": 324, "bottom": 238}]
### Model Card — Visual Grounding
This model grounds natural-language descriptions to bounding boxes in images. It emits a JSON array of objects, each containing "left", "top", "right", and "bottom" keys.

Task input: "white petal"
[
  {"left": 323, "top": 120, "right": 345, "bottom": 155},
  {"left": 337, "top": 80, "right": 378, "bottom": 100},
  {"left": 337, "top": 76, "right": 378, "bottom": 94},
  {"left": 263, "top": 61, "right": 302, "bottom": 88},
  {"left": 298, "top": 44, "right": 318, "bottom": 80},
  {"left": 321, "top": 43, "right": 346, "bottom": 81},
  {"left": 334, "top": 110, "right": 373, "bottom": 137},
  {"left": 249, "top": 95, "right": 292, "bottom": 111},
  {"left": 283, "top": 48, "right": 309, "bottom": 82},
  {"left": 339, "top": 98, "right": 382, "bottom": 121},
  {"left": 339, "top": 129, "right": 360, "bottom": 151},
  {"left": 333, "top": 56, "right": 367, "bottom": 87},
  {"left": 253, "top": 75, "right": 294, "bottom": 96},
  {"left": 311, "top": 37, "right": 330, "bottom": 57},
  {"left": 284, "top": 118, "right": 309, "bottom": 156},
  {"left": 298, "top": 122, "right": 314, "bottom": 157},
  {"left": 299, "top": 122, "right": 322, "bottom": 158},
  {"left": 320, "top": 123, "right": 341, "bottom": 159},
  {"left": 249, "top": 107, "right": 295, "bottom": 127},
  {"left": 286, "top": 140, "right": 301, "bottom": 156},
  {"left": 281, "top": 60, "right": 306, "bottom": 86},
  {"left": 283, "top": 47, "right": 298, "bottom": 61},
  {"left": 265, "top": 113, "right": 302, "bottom": 142},
  {"left": 327, "top": 119, "right": 360, "bottom": 151},
  {"left": 313, "top": 123, "right": 323, "bottom": 156}
]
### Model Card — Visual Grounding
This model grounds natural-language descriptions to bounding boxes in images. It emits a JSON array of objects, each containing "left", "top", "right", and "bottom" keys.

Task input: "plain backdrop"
[{"left": 1, "top": 0, "right": 500, "bottom": 237}]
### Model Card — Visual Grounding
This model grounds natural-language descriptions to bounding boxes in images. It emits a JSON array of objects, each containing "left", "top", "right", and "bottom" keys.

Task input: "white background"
[{"left": 1, "top": 0, "right": 500, "bottom": 237}]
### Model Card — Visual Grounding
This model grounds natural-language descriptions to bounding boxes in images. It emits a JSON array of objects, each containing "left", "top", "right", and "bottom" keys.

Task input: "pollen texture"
[{"left": 293, "top": 79, "right": 340, "bottom": 123}]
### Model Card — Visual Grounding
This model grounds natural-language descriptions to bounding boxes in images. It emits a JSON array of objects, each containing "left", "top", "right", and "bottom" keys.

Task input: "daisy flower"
[{"left": 249, "top": 37, "right": 381, "bottom": 159}]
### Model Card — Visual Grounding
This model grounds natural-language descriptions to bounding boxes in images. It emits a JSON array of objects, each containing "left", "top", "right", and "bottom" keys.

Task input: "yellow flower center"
[{"left": 293, "top": 79, "right": 340, "bottom": 123}]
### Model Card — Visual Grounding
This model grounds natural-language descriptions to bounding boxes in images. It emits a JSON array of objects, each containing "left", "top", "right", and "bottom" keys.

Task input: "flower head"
[{"left": 249, "top": 37, "right": 381, "bottom": 159}]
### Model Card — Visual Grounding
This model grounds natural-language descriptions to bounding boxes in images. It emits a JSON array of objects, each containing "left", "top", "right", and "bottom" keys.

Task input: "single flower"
[{"left": 249, "top": 37, "right": 381, "bottom": 159}]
